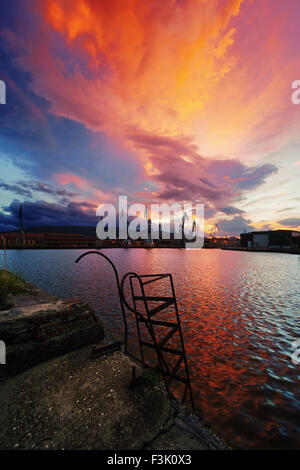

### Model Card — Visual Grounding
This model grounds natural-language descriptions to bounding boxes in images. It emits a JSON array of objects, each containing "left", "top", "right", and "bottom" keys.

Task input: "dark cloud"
[
  {"left": 0, "top": 179, "right": 79, "bottom": 200},
  {"left": 129, "top": 133, "right": 199, "bottom": 159},
  {"left": 0, "top": 210, "right": 19, "bottom": 232},
  {"left": 199, "top": 177, "right": 216, "bottom": 188},
  {"left": 0, "top": 181, "right": 32, "bottom": 198},
  {"left": 0, "top": 200, "right": 98, "bottom": 232},
  {"left": 277, "top": 218, "right": 300, "bottom": 227},
  {"left": 129, "top": 132, "right": 277, "bottom": 208},
  {"left": 207, "top": 160, "right": 278, "bottom": 190},
  {"left": 156, "top": 174, "right": 224, "bottom": 202},
  {"left": 21, "top": 180, "right": 79, "bottom": 198},
  {"left": 217, "top": 216, "right": 254, "bottom": 236},
  {"left": 218, "top": 206, "right": 245, "bottom": 215},
  {"left": 204, "top": 206, "right": 217, "bottom": 219}
]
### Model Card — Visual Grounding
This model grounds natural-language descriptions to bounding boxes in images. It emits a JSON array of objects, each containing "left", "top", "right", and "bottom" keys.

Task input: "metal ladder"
[{"left": 76, "top": 251, "right": 194, "bottom": 409}]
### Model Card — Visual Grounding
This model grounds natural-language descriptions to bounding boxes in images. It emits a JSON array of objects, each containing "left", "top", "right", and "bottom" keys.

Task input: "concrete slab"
[{"left": 0, "top": 347, "right": 172, "bottom": 450}]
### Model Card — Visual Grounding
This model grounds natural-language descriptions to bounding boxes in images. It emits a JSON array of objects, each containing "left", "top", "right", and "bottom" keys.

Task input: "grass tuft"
[{"left": 0, "top": 270, "right": 26, "bottom": 310}]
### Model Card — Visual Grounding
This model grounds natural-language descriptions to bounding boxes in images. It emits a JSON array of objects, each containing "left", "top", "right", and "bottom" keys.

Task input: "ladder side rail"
[
  {"left": 75, "top": 250, "right": 128, "bottom": 355},
  {"left": 130, "top": 275, "right": 145, "bottom": 363},
  {"left": 121, "top": 272, "right": 171, "bottom": 384},
  {"left": 169, "top": 274, "right": 194, "bottom": 409},
  {"left": 137, "top": 274, "right": 172, "bottom": 383}
]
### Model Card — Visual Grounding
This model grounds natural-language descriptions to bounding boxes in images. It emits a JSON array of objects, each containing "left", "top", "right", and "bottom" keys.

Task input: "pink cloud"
[
  {"left": 54, "top": 173, "right": 88, "bottom": 190},
  {"left": 128, "top": 132, "right": 277, "bottom": 210},
  {"left": 53, "top": 172, "right": 113, "bottom": 207}
]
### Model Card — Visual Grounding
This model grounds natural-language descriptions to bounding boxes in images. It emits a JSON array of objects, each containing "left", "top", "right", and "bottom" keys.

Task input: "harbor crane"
[{"left": 208, "top": 223, "right": 219, "bottom": 239}]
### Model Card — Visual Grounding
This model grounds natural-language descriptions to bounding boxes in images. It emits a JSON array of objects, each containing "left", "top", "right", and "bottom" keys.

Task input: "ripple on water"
[{"left": 4, "top": 248, "right": 300, "bottom": 449}]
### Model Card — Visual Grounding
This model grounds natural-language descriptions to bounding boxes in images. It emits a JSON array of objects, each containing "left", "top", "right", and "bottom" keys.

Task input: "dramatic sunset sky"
[{"left": 0, "top": 0, "right": 299, "bottom": 235}]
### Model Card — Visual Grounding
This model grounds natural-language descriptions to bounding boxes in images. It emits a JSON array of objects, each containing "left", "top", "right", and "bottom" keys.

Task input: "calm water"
[{"left": 2, "top": 248, "right": 300, "bottom": 449}]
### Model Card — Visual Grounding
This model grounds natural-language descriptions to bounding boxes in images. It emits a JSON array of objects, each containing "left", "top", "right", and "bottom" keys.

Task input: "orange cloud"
[
  {"left": 36, "top": 0, "right": 244, "bottom": 138},
  {"left": 4, "top": 0, "right": 299, "bottom": 166},
  {"left": 27, "top": 0, "right": 299, "bottom": 166}
]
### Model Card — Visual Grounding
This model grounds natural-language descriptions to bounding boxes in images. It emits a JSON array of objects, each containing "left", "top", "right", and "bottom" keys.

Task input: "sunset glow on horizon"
[{"left": 0, "top": 0, "right": 300, "bottom": 234}]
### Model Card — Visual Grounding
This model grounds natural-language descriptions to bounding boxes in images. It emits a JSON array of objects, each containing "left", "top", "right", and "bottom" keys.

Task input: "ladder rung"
[
  {"left": 173, "top": 375, "right": 188, "bottom": 384},
  {"left": 133, "top": 296, "right": 173, "bottom": 302},
  {"left": 149, "top": 299, "right": 174, "bottom": 316},
  {"left": 137, "top": 318, "right": 177, "bottom": 328},
  {"left": 158, "top": 325, "right": 178, "bottom": 348},
  {"left": 142, "top": 275, "right": 169, "bottom": 285},
  {"left": 131, "top": 274, "right": 169, "bottom": 279},
  {"left": 129, "top": 274, "right": 170, "bottom": 286},
  {"left": 140, "top": 341, "right": 182, "bottom": 355}
]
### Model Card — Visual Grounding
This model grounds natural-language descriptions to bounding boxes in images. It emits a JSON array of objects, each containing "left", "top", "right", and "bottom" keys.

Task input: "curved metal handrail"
[
  {"left": 120, "top": 271, "right": 148, "bottom": 320},
  {"left": 75, "top": 250, "right": 128, "bottom": 354}
]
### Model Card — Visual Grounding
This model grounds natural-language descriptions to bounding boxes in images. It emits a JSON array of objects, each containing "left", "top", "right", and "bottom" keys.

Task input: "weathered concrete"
[
  {"left": 147, "top": 422, "right": 207, "bottom": 450},
  {"left": 146, "top": 398, "right": 229, "bottom": 450},
  {"left": 0, "top": 284, "right": 104, "bottom": 377},
  {"left": 0, "top": 346, "right": 228, "bottom": 450},
  {"left": 0, "top": 347, "right": 171, "bottom": 449}
]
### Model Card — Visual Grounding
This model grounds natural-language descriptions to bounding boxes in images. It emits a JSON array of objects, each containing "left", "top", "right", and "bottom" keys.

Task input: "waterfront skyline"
[{"left": 0, "top": 0, "right": 300, "bottom": 236}]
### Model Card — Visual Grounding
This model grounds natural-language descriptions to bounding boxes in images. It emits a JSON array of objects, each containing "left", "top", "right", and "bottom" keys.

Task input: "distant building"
[
  {"left": 240, "top": 230, "right": 300, "bottom": 249},
  {"left": 0, "top": 232, "right": 102, "bottom": 249},
  {"left": 0, "top": 232, "right": 44, "bottom": 248},
  {"left": 0, "top": 230, "right": 186, "bottom": 249}
]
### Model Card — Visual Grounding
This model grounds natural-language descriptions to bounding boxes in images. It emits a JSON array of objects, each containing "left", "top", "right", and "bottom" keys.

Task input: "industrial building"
[{"left": 240, "top": 230, "right": 300, "bottom": 249}]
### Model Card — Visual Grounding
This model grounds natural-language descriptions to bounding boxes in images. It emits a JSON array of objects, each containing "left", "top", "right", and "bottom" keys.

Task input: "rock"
[{"left": 0, "top": 288, "right": 104, "bottom": 377}]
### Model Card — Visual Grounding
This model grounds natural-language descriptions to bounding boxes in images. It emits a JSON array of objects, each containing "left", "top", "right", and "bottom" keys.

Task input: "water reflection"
[{"left": 4, "top": 248, "right": 300, "bottom": 449}]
